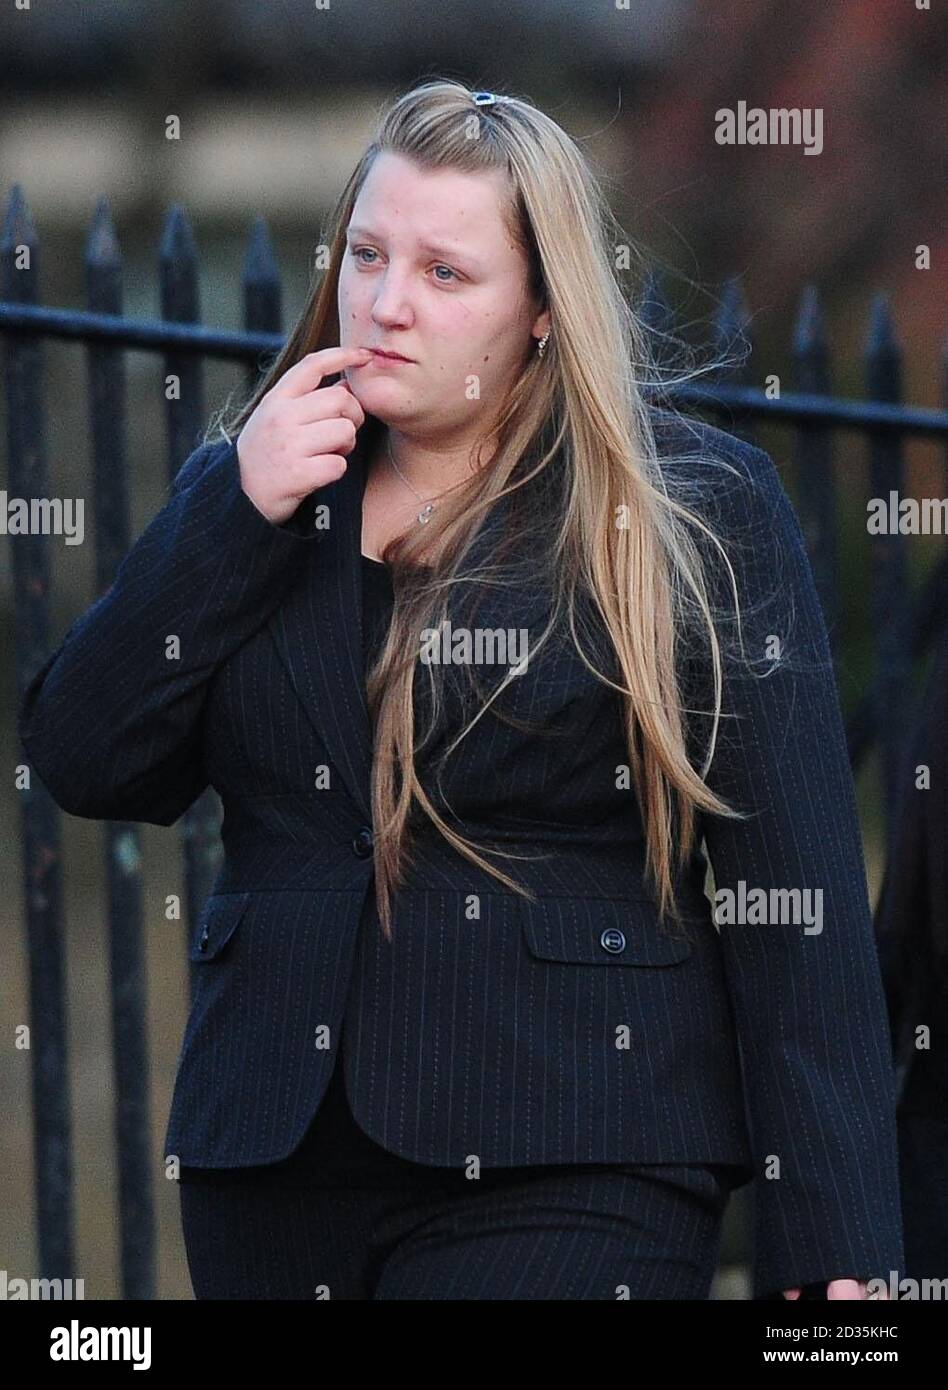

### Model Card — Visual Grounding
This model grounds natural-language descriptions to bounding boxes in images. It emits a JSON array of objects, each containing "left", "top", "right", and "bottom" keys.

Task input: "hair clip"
[{"left": 472, "top": 91, "right": 499, "bottom": 106}]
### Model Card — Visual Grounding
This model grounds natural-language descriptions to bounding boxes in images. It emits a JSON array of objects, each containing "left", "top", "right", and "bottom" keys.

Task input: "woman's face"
[{"left": 338, "top": 150, "right": 550, "bottom": 443}]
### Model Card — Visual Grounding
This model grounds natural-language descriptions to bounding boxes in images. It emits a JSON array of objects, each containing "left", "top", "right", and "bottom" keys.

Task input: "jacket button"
[
  {"left": 600, "top": 927, "right": 626, "bottom": 954},
  {"left": 351, "top": 826, "right": 374, "bottom": 858}
]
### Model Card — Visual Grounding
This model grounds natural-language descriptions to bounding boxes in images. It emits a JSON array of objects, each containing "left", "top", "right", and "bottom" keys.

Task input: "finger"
[
  {"left": 282, "top": 457, "right": 349, "bottom": 500},
  {"left": 294, "top": 417, "right": 360, "bottom": 460},
  {"left": 337, "top": 378, "right": 364, "bottom": 407},
  {"left": 826, "top": 1279, "right": 862, "bottom": 1300},
  {"left": 782, "top": 1288, "right": 801, "bottom": 1300},
  {"left": 274, "top": 346, "right": 373, "bottom": 399},
  {"left": 291, "top": 383, "right": 365, "bottom": 430}
]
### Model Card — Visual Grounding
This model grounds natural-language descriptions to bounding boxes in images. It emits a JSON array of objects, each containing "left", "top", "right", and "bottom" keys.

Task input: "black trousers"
[{"left": 179, "top": 1060, "right": 736, "bottom": 1300}]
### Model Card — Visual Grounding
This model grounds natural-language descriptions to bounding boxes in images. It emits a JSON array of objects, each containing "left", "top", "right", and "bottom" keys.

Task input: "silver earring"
[{"left": 537, "top": 330, "right": 551, "bottom": 359}]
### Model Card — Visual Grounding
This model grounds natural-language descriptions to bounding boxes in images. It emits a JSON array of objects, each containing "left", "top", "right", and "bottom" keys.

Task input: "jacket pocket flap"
[
  {"left": 189, "top": 891, "right": 252, "bottom": 961},
  {"left": 520, "top": 895, "right": 693, "bottom": 966}
]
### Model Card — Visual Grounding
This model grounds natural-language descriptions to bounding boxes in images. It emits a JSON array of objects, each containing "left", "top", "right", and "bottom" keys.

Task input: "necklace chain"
[{"left": 386, "top": 434, "right": 437, "bottom": 525}]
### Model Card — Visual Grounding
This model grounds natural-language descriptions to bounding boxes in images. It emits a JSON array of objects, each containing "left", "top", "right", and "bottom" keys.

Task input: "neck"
[{"left": 374, "top": 425, "right": 497, "bottom": 497}]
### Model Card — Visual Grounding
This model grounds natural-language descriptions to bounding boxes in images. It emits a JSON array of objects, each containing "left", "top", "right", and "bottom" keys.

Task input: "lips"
[{"left": 368, "top": 348, "right": 413, "bottom": 362}]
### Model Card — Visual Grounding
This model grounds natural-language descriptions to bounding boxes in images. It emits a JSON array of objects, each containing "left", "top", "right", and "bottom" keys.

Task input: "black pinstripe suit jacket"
[{"left": 18, "top": 407, "right": 904, "bottom": 1298}]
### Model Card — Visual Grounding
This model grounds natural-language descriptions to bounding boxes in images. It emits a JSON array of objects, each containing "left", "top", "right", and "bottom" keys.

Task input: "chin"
[{"left": 352, "top": 380, "right": 418, "bottom": 418}]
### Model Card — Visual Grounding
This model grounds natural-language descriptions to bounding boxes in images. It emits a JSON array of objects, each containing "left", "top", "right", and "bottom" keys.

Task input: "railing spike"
[
  {"left": 793, "top": 284, "right": 826, "bottom": 358},
  {"left": 244, "top": 215, "right": 279, "bottom": 288},
  {"left": 158, "top": 203, "right": 198, "bottom": 265},
  {"left": 85, "top": 197, "right": 122, "bottom": 271},
  {"left": 1, "top": 182, "right": 38, "bottom": 254},
  {"left": 866, "top": 291, "right": 901, "bottom": 358}
]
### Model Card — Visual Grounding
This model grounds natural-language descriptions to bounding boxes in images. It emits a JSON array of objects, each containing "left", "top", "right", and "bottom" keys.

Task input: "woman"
[{"left": 18, "top": 81, "right": 903, "bottom": 1300}]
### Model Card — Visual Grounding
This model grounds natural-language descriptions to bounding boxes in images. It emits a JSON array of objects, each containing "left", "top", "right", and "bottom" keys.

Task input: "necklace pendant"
[{"left": 417, "top": 503, "right": 435, "bottom": 525}]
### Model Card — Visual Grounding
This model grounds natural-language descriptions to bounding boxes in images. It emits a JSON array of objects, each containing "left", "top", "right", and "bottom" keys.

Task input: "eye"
[{"left": 349, "top": 246, "right": 460, "bottom": 284}]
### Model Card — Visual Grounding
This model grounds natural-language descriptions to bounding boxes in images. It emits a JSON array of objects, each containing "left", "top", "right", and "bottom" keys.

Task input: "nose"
[{"left": 370, "top": 268, "right": 415, "bottom": 331}]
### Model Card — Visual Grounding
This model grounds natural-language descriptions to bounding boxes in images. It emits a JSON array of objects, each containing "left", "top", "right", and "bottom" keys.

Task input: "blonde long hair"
[{"left": 215, "top": 80, "right": 762, "bottom": 939}]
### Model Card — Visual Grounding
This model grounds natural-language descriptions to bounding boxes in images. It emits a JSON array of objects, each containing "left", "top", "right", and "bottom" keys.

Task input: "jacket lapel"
[
  {"left": 265, "top": 419, "right": 377, "bottom": 823},
  {"left": 264, "top": 416, "right": 548, "bottom": 825}
]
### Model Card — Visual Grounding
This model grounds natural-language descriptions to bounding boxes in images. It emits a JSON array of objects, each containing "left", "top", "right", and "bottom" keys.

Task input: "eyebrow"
[{"left": 345, "top": 225, "right": 483, "bottom": 272}]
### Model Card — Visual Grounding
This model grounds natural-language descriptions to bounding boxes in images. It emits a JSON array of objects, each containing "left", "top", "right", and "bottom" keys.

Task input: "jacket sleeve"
[
  {"left": 17, "top": 436, "right": 323, "bottom": 825},
  {"left": 691, "top": 441, "right": 905, "bottom": 1300}
]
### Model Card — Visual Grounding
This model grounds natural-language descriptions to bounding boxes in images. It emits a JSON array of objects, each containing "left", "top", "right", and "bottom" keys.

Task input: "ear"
[{"left": 531, "top": 306, "right": 551, "bottom": 344}]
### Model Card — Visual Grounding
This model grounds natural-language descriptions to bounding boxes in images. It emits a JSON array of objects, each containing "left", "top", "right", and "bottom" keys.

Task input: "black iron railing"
[{"left": 4, "top": 183, "right": 947, "bottom": 1297}]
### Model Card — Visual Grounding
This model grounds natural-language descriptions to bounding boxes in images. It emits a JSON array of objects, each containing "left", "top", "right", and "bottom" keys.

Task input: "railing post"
[
  {"left": 3, "top": 183, "right": 76, "bottom": 1282},
  {"left": 865, "top": 294, "right": 911, "bottom": 842},
  {"left": 793, "top": 285, "right": 840, "bottom": 652},
  {"left": 158, "top": 207, "right": 222, "bottom": 1013},
  {"left": 243, "top": 215, "right": 282, "bottom": 394},
  {"left": 86, "top": 196, "right": 155, "bottom": 1299},
  {"left": 713, "top": 274, "right": 755, "bottom": 445}
]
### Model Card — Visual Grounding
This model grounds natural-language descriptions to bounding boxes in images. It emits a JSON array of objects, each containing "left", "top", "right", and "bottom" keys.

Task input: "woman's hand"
[
  {"left": 236, "top": 345, "right": 372, "bottom": 525},
  {"left": 783, "top": 1277, "right": 888, "bottom": 1299}
]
